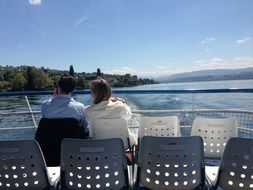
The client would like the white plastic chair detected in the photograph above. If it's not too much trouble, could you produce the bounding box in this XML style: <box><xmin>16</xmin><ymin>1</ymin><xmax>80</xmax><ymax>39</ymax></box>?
<box><xmin>89</xmin><ymin>118</ymin><xmax>136</xmax><ymax>187</ymax></box>
<box><xmin>0</xmin><ymin>140</ymin><xmax>58</xmax><ymax>189</ymax></box>
<box><xmin>138</xmin><ymin>116</ymin><xmax>180</xmax><ymax>139</ymax></box>
<box><xmin>61</xmin><ymin>138</ymin><xmax>129</xmax><ymax>190</ymax></box>
<box><xmin>190</xmin><ymin>117</ymin><xmax>238</xmax><ymax>187</ymax></box>
<box><xmin>90</xmin><ymin>118</ymin><xmax>132</xmax><ymax>150</ymax></box>
<box><xmin>134</xmin><ymin>136</ymin><xmax>207</xmax><ymax>190</ymax></box>
<box><xmin>190</xmin><ymin>117</ymin><xmax>238</xmax><ymax>159</ymax></box>
<box><xmin>215</xmin><ymin>137</ymin><xmax>253</xmax><ymax>190</ymax></box>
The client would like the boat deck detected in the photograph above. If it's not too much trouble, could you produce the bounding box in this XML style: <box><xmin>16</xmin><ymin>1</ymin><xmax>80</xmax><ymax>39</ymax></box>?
<box><xmin>0</xmin><ymin>89</ymin><xmax>253</xmax><ymax>189</ymax></box>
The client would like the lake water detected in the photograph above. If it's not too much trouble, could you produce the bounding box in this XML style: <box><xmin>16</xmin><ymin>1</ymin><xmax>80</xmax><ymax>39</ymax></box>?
<box><xmin>0</xmin><ymin>79</ymin><xmax>253</xmax><ymax>133</ymax></box>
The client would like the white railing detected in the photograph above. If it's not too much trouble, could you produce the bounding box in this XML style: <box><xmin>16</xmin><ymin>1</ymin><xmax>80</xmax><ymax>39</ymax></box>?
<box><xmin>1</xmin><ymin>89</ymin><xmax>253</xmax><ymax>139</ymax></box>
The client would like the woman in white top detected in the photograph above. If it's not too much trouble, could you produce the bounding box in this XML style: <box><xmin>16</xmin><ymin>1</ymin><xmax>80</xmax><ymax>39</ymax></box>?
<box><xmin>86</xmin><ymin>78</ymin><xmax>137</xmax><ymax>146</ymax></box>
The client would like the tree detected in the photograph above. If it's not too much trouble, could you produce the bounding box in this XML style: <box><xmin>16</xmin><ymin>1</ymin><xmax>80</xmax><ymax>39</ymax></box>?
<box><xmin>0</xmin><ymin>81</ymin><xmax>11</xmax><ymax>92</ymax></box>
<box><xmin>3</xmin><ymin>69</ymin><xmax>15</xmax><ymax>81</ymax></box>
<box><xmin>76</xmin><ymin>77</ymin><xmax>87</xmax><ymax>89</ymax></box>
<box><xmin>12</xmin><ymin>73</ymin><xmax>27</xmax><ymax>91</ymax></box>
<box><xmin>0</xmin><ymin>70</ymin><xmax>4</xmax><ymax>81</ymax></box>
<box><xmin>69</xmin><ymin>65</ymin><xmax>74</xmax><ymax>76</ymax></box>
<box><xmin>97</xmin><ymin>68</ymin><xmax>101</xmax><ymax>76</ymax></box>
<box><xmin>26</xmin><ymin>66</ymin><xmax>35</xmax><ymax>90</ymax></box>
<box><xmin>31</xmin><ymin>68</ymin><xmax>49</xmax><ymax>90</ymax></box>
<box><xmin>25</xmin><ymin>67</ymin><xmax>49</xmax><ymax>90</ymax></box>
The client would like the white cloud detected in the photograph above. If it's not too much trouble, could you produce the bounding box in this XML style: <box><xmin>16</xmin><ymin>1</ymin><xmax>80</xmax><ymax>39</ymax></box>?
<box><xmin>198</xmin><ymin>58</ymin><xmax>226</xmax><ymax>69</ymax></box>
<box><xmin>195</xmin><ymin>57</ymin><xmax>253</xmax><ymax>70</ymax></box>
<box><xmin>232</xmin><ymin>57</ymin><xmax>253</xmax><ymax>67</ymax></box>
<box><xmin>105</xmin><ymin>66</ymin><xmax>182</xmax><ymax>78</ymax></box>
<box><xmin>195</xmin><ymin>60</ymin><xmax>206</xmax><ymax>64</ymax></box>
<box><xmin>201</xmin><ymin>37</ymin><xmax>217</xmax><ymax>44</ymax></box>
<box><xmin>105</xmin><ymin>67</ymin><xmax>137</xmax><ymax>76</ymax></box>
<box><xmin>104</xmin><ymin>57</ymin><xmax>253</xmax><ymax>78</ymax></box>
<box><xmin>73</xmin><ymin>4</ymin><xmax>95</xmax><ymax>28</ymax></box>
<box><xmin>156</xmin><ymin>66</ymin><xmax>168</xmax><ymax>70</ymax></box>
<box><xmin>236</xmin><ymin>37</ymin><xmax>252</xmax><ymax>44</ymax></box>
<box><xmin>28</xmin><ymin>0</ymin><xmax>42</xmax><ymax>6</ymax></box>
<box><xmin>73</xmin><ymin>16</ymin><xmax>90</xmax><ymax>28</ymax></box>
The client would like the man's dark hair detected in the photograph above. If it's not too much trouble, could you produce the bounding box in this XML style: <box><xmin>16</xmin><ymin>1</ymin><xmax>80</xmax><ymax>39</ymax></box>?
<box><xmin>58</xmin><ymin>75</ymin><xmax>76</xmax><ymax>94</ymax></box>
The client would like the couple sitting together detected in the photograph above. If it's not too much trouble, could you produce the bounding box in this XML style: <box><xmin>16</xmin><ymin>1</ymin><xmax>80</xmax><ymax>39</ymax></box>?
<box><xmin>39</xmin><ymin>75</ymin><xmax>136</xmax><ymax>165</ymax></box>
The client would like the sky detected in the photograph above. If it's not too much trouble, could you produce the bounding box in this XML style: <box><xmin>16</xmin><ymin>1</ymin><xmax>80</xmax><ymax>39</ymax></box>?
<box><xmin>0</xmin><ymin>0</ymin><xmax>253</xmax><ymax>77</ymax></box>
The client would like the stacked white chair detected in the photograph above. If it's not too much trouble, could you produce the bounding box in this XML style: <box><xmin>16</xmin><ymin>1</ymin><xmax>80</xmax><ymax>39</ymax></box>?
<box><xmin>89</xmin><ymin>118</ymin><xmax>136</xmax><ymax>186</ymax></box>
<box><xmin>90</xmin><ymin>118</ymin><xmax>132</xmax><ymax>150</ymax></box>
<box><xmin>190</xmin><ymin>117</ymin><xmax>238</xmax><ymax>159</ymax></box>
<box><xmin>190</xmin><ymin>117</ymin><xmax>238</xmax><ymax>186</ymax></box>
<box><xmin>138</xmin><ymin>116</ymin><xmax>180</xmax><ymax>139</ymax></box>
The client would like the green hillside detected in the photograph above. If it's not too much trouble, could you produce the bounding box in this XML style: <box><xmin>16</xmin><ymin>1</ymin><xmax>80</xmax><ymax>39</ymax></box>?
<box><xmin>0</xmin><ymin>65</ymin><xmax>158</xmax><ymax>92</ymax></box>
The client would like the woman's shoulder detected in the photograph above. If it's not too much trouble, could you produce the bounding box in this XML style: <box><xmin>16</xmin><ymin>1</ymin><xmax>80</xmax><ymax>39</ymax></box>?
<box><xmin>86</xmin><ymin>100</ymin><xmax>130</xmax><ymax>112</ymax></box>
<box><xmin>108</xmin><ymin>99</ymin><xmax>129</xmax><ymax>108</ymax></box>
<box><xmin>108</xmin><ymin>100</ymin><xmax>132</xmax><ymax>116</ymax></box>
<box><xmin>86</xmin><ymin>101</ymin><xmax>108</xmax><ymax>112</ymax></box>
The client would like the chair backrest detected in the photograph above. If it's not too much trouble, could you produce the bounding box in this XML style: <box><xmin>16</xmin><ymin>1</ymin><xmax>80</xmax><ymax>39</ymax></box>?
<box><xmin>138</xmin><ymin>116</ymin><xmax>180</xmax><ymax>139</ymax></box>
<box><xmin>136</xmin><ymin>136</ymin><xmax>205</xmax><ymax>190</ymax></box>
<box><xmin>216</xmin><ymin>137</ymin><xmax>253</xmax><ymax>190</ymax></box>
<box><xmin>190</xmin><ymin>117</ymin><xmax>238</xmax><ymax>159</ymax></box>
<box><xmin>35</xmin><ymin>118</ymin><xmax>87</xmax><ymax>166</ymax></box>
<box><xmin>90</xmin><ymin>118</ymin><xmax>130</xmax><ymax>149</ymax></box>
<box><xmin>60</xmin><ymin>138</ymin><xmax>128</xmax><ymax>190</ymax></box>
<box><xmin>0</xmin><ymin>140</ymin><xmax>52</xmax><ymax>190</ymax></box>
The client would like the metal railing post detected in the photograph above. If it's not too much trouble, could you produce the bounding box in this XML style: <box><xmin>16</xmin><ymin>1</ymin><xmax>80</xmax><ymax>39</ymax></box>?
<box><xmin>25</xmin><ymin>96</ymin><xmax>37</xmax><ymax>128</ymax></box>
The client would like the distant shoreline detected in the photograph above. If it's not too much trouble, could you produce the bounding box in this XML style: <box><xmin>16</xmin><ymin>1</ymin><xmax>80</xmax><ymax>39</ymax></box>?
<box><xmin>159</xmin><ymin>76</ymin><xmax>253</xmax><ymax>84</ymax></box>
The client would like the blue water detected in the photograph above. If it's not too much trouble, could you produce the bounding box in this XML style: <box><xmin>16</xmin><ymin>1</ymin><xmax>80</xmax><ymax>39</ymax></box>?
<box><xmin>0</xmin><ymin>79</ymin><xmax>253</xmax><ymax>135</ymax></box>
<box><xmin>114</xmin><ymin>79</ymin><xmax>253</xmax><ymax>110</ymax></box>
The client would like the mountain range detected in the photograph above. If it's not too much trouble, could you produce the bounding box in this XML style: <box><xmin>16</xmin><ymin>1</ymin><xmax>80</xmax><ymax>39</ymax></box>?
<box><xmin>157</xmin><ymin>67</ymin><xmax>253</xmax><ymax>83</ymax></box>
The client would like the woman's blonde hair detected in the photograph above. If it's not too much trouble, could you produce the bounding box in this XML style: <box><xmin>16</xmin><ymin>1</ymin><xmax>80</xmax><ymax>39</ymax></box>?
<box><xmin>89</xmin><ymin>79</ymin><xmax>112</xmax><ymax>104</ymax></box>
